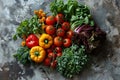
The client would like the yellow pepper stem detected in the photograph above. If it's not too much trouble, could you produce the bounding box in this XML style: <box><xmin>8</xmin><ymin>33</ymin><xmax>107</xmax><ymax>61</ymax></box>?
<box><xmin>34</xmin><ymin>51</ymin><xmax>39</xmax><ymax>56</ymax></box>
<box><xmin>44</xmin><ymin>39</ymin><xmax>48</xmax><ymax>44</ymax></box>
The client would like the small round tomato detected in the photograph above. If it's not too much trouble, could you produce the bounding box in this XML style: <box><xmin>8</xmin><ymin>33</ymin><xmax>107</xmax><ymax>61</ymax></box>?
<box><xmin>56</xmin><ymin>52</ymin><xmax>62</xmax><ymax>57</ymax></box>
<box><xmin>50</xmin><ymin>60</ymin><xmax>57</xmax><ymax>69</ymax></box>
<box><xmin>54</xmin><ymin>36</ymin><xmax>63</xmax><ymax>47</ymax></box>
<box><xmin>44</xmin><ymin>58</ymin><xmax>51</xmax><ymax>66</ymax></box>
<box><xmin>55</xmin><ymin>14</ymin><xmax>64</xmax><ymax>24</ymax></box>
<box><xmin>46</xmin><ymin>48</ymin><xmax>53</xmax><ymax>53</ymax></box>
<box><xmin>55</xmin><ymin>47</ymin><xmax>62</xmax><ymax>53</ymax></box>
<box><xmin>63</xmin><ymin>38</ymin><xmax>71</xmax><ymax>47</ymax></box>
<box><xmin>62</xmin><ymin>22</ymin><xmax>70</xmax><ymax>31</ymax></box>
<box><xmin>45</xmin><ymin>25</ymin><xmax>56</xmax><ymax>35</ymax></box>
<box><xmin>66</xmin><ymin>30</ymin><xmax>74</xmax><ymax>39</ymax></box>
<box><xmin>48</xmin><ymin>52</ymin><xmax>56</xmax><ymax>59</ymax></box>
<box><xmin>56</xmin><ymin>28</ymin><xmax>65</xmax><ymax>37</ymax></box>
<box><xmin>46</xmin><ymin>16</ymin><xmax>56</xmax><ymax>25</ymax></box>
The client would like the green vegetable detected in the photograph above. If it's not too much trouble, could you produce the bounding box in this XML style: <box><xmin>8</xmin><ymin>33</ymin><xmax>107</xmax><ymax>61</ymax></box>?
<box><xmin>13</xmin><ymin>46</ymin><xmax>31</xmax><ymax>65</ymax></box>
<box><xmin>50</xmin><ymin>0</ymin><xmax>95</xmax><ymax>30</ymax></box>
<box><xmin>13</xmin><ymin>15</ymin><xmax>43</xmax><ymax>40</ymax></box>
<box><xmin>57</xmin><ymin>44</ymin><xmax>88</xmax><ymax>78</ymax></box>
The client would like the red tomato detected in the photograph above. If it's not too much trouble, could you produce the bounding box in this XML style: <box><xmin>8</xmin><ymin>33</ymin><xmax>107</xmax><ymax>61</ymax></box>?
<box><xmin>55</xmin><ymin>14</ymin><xmax>64</xmax><ymax>24</ymax></box>
<box><xmin>57</xmin><ymin>52</ymin><xmax>62</xmax><ymax>57</ymax></box>
<box><xmin>55</xmin><ymin>47</ymin><xmax>62</xmax><ymax>53</ymax></box>
<box><xmin>46</xmin><ymin>45</ymin><xmax>55</xmax><ymax>53</ymax></box>
<box><xmin>63</xmin><ymin>38</ymin><xmax>71</xmax><ymax>47</ymax></box>
<box><xmin>50</xmin><ymin>60</ymin><xmax>57</xmax><ymax>69</ymax></box>
<box><xmin>26</xmin><ymin>34</ymin><xmax>39</xmax><ymax>48</ymax></box>
<box><xmin>46</xmin><ymin>16</ymin><xmax>56</xmax><ymax>25</ymax></box>
<box><xmin>54</xmin><ymin>36</ymin><xmax>63</xmax><ymax>47</ymax></box>
<box><xmin>66</xmin><ymin>30</ymin><xmax>74</xmax><ymax>39</ymax></box>
<box><xmin>48</xmin><ymin>52</ymin><xmax>56</xmax><ymax>59</ymax></box>
<box><xmin>46</xmin><ymin>48</ymin><xmax>53</xmax><ymax>53</ymax></box>
<box><xmin>56</xmin><ymin>28</ymin><xmax>65</xmax><ymax>37</ymax></box>
<box><xmin>44</xmin><ymin>58</ymin><xmax>51</xmax><ymax>66</ymax></box>
<box><xmin>45</xmin><ymin>25</ymin><xmax>56</xmax><ymax>35</ymax></box>
<box><xmin>62</xmin><ymin>22</ymin><xmax>70</xmax><ymax>31</ymax></box>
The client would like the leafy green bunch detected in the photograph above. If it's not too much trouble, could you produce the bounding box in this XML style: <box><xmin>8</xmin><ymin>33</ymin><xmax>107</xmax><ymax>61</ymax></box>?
<box><xmin>13</xmin><ymin>15</ymin><xmax>43</xmax><ymax>40</ymax></box>
<box><xmin>50</xmin><ymin>0</ymin><xmax>94</xmax><ymax>30</ymax></box>
<box><xmin>57</xmin><ymin>44</ymin><xmax>88</xmax><ymax>78</ymax></box>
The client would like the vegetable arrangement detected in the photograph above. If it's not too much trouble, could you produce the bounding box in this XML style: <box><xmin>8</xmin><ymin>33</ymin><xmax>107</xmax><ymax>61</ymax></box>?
<box><xmin>13</xmin><ymin>0</ymin><xmax>106</xmax><ymax>78</ymax></box>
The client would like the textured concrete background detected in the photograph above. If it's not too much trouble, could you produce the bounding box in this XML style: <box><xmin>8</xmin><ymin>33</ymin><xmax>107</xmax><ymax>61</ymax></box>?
<box><xmin>0</xmin><ymin>0</ymin><xmax>120</xmax><ymax>80</ymax></box>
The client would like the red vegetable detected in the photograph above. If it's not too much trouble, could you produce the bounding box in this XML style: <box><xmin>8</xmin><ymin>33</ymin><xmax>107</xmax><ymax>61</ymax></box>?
<box><xmin>55</xmin><ymin>13</ymin><xmax>64</xmax><ymax>24</ymax></box>
<box><xmin>44</xmin><ymin>58</ymin><xmax>51</xmax><ymax>66</ymax></box>
<box><xmin>62</xmin><ymin>22</ymin><xmax>70</xmax><ymax>31</ymax></box>
<box><xmin>54</xmin><ymin>36</ymin><xmax>63</xmax><ymax>47</ymax></box>
<box><xmin>50</xmin><ymin>60</ymin><xmax>57</xmax><ymax>68</ymax></box>
<box><xmin>45</xmin><ymin>25</ymin><xmax>56</xmax><ymax>35</ymax></box>
<box><xmin>66</xmin><ymin>30</ymin><xmax>74</xmax><ymax>39</ymax></box>
<box><xmin>26</xmin><ymin>34</ymin><xmax>39</xmax><ymax>48</ymax></box>
<box><xmin>56</xmin><ymin>52</ymin><xmax>62</xmax><ymax>57</ymax></box>
<box><xmin>63</xmin><ymin>38</ymin><xmax>71</xmax><ymax>47</ymax></box>
<box><xmin>46</xmin><ymin>16</ymin><xmax>56</xmax><ymax>25</ymax></box>
<box><xmin>48</xmin><ymin>52</ymin><xmax>56</xmax><ymax>59</ymax></box>
<box><xmin>56</xmin><ymin>28</ymin><xmax>65</xmax><ymax>37</ymax></box>
<box><xmin>55</xmin><ymin>47</ymin><xmax>62</xmax><ymax>53</ymax></box>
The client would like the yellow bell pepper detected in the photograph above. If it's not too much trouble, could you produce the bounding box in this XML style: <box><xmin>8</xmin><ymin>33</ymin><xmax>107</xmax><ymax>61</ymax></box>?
<box><xmin>39</xmin><ymin>34</ymin><xmax>53</xmax><ymax>49</ymax></box>
<box><xmin>30</xmin><ymin>46</ymin><xmax>46</xmax><ymax>63</ymax></box>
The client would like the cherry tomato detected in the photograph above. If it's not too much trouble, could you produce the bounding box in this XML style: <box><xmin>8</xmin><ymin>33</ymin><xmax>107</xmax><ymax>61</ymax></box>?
<box><xmin>46</xmin><ymin>16</ymin><xmax>56</xmax><ymax>25</ymax></box>
<box><xmin>54</xmin><ymin>36</ymin><xmax>63</xmax><ymax>47</ymax></box>
<box><xmin>50</xmin><ymin>60</ymin><xmax>57</xmax><ymax>69</ymax></box>
<box><xmin>46</xmin><ymin>48</ymin><xmax>53</xmax><ymax>53</ymax></box>
<box><xmin>44</xmin><ymin>58</ymin><xmax>51</xmax><ymax>66</ymax></box>
<box><xmin>66</xmin><ymin>30</ymin><xmax>74</xmax><ymax>39</ymax></box>
<box><xmin>56</xmin><ymin>52</ymin><xmax>62</xmax><ymax>57</ymax></box>
<box><xmin>56</xmin><ymin>28</ymin><xmax>65</xmax><ymax>37</ymax></box>
<box><xmin>48</xmin><ymin>52</ymin><xmax>56</xmax><ymax>59</ymax></box>
<box><xmin>45</xmin><ymin>25</ymin><xmax>56</xmax><ymax>35</ymax></box>
<box><xmin>63</xmin><ymin>38</ymin><xmax>71</xmax><ymax>47</ymax></box>
<box><xmin>55</xmin><ymin>47</ymin><xmax>62</xmax><ymax>53</ymax></box>
<box><xmin>62</xmin><ymin>22</ymin><xmax>70</xmax><ymax>31</ymax></box>
<box><xmin>55</xmin><ymin>14</ymin><xmax>64</xmax><ymax>24</ymax></box>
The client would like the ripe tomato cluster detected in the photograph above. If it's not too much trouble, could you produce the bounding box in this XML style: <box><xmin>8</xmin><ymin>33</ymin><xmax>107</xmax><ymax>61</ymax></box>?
<box><xmin>43</xmin><ymin>13</ymin><xmax>74</xmax><ymax>68</ymax></box>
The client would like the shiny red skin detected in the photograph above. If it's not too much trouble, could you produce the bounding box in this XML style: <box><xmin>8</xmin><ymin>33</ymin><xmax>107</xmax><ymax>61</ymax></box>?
<box><xmin>62</xmin><ymin>22</ymin><xmax>70</xmax><ymax>31</ymax></box>
<box><xmin>26</xmin><ymin>34</ymin><xmax>39</xmax><ymax>48</ymax></box>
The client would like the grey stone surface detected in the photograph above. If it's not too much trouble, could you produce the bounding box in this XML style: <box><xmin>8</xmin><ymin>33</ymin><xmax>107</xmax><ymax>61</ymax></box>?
<box><xmin>0</xmin><ymin>0</ymin><xmax>120</xmax><ymax>80</ymax></box>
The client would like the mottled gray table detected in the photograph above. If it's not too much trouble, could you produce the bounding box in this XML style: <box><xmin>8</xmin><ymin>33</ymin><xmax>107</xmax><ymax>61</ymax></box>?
<box><xmin>0</xmin><ymin>0</ymin><xmax>120</xmax><ymax>80</ymax></box>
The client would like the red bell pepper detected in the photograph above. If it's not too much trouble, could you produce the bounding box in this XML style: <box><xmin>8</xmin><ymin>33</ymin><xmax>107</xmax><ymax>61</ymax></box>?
<box><xmin>26</xmin><ymin>34</ymin><xmax>39</xmax><ymax>48</ymax></box>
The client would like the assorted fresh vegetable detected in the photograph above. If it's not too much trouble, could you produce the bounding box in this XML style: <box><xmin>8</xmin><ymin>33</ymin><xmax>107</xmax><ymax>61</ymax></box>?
<box><xmin>13</xmin><ymin>0</ymin><xmax>106</xmax><ymax>78</ymax></box>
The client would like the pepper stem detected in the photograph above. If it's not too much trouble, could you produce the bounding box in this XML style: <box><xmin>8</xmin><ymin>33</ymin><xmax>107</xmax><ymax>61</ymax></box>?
<box><xmin>44</xmin><ymin>39</ymin><xmax>48</xmax><ymax>44</ymax></box>
<box><xmin>34</xmin><ymin>51</ymin><xmax>39</xmax><ymax>56</ymax></box>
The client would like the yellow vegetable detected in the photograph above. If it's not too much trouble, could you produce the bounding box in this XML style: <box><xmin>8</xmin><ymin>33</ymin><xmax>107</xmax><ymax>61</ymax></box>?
<box><xmin>21</xmin><ymin>41</ymin><xmax>26</xmax><ymax>46</ymax></box>
<box><xmin>39</xmin><ymin>34</ymin><xmax>53</xmax><ymax>49</ymax></box>
<box><xmin>30</xmin><ymin>46</ymin><xmax>46</xmax><ymax>63</ymax></box>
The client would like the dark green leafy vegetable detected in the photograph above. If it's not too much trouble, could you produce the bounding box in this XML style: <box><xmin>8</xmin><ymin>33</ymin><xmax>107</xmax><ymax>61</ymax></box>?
<box><xmin>57</xmin><ymin>44</ymin><xmax>88</xmax><ymax>78</ymax></box>
<box><xmin>13</xmin><ymin>15</ymin><xmax>43</xmax><ymax>40</ymax></box>
<box><xmin>13</xmin><ymin>46</ymin><xmax>31</xmax><ymax>65</ymax></box>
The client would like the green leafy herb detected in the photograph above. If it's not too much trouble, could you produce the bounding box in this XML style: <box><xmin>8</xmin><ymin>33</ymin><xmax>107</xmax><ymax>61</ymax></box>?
<box><xmin>57</xmin><ymin>44</ymin><xmax>88</xmax><ymax>78</ymax></box>
<box><xmin>50</xmin><ymin>0</ymin><xmax>95</xmax><ymax>30</ymax></box>
<box><xmin>13</xmin><ymin>46</ymin><xmax>31</xmax><ymax>65</ymax></box>
<box><xmin>13</xmin><ymin>15</ymin><xmax>43</xmax><ymax>40</ymax></box>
